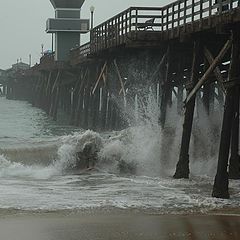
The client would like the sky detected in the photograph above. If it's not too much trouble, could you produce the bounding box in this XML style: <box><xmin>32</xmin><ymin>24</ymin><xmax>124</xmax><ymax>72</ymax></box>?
<box><xmin>0</xmin><ymin>0</ymin><xmax>172</xmax><ymax>69</ymax></box>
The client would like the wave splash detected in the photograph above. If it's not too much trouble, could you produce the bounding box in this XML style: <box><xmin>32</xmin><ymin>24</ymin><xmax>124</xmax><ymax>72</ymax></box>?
<box><xmin>0</xmin><ymin>90</ymin><xmax>220</xmax><ymax>180</ymax></box>
<box><xmin>0</xmin><ymin>131</ymin><xmax>103</xmax><ymax>179</ymax></box>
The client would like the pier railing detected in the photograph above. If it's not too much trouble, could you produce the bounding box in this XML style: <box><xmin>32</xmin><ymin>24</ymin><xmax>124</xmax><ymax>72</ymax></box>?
<box><xmin>90</xmin><ymin>7</ymin><xmax>162</xmax><ymax>53</ymax></box>
<box><xmin>70</xmin><ymin>0</ymin><xmax>239</xmax><ymax>64</ymax></box>
<box><xmin>161</xmin><ymin>0</ymin><xmax>239</xmax><ymax>30</ymax></box>
<box><xmin>39</xmin><ymin>53</ymin><xmax>55</xmax><ymax>69</ymax></box>
<box><xmin>70</xmin><ymin>42</ymin><xmax>91</xmax><ymax>65</ymax></box>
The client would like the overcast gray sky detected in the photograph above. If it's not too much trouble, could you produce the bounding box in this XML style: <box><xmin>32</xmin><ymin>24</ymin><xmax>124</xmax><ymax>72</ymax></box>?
<box><xmin>0</xmin><ymin>0</ymin><xmax>172</xmax><ymax>69</ymax></box>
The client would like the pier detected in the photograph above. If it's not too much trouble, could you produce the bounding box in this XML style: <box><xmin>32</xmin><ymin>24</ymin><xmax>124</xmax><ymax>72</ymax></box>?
<box><xmin>0</xmin><ymin>69</ymin><xmax>6</xmax><ymax>96</ymax></box>
<box><xmin>5</xmin><ymin>0</ymin><xmax>240</xmax><ymax>199</ymax></box>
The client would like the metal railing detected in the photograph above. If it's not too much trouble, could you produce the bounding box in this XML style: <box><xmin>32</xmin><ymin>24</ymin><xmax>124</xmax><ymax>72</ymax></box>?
<box><xmin>71</xmin><ymin>0</ymin><xmax>239</xmax><ymax>64</ymax></box>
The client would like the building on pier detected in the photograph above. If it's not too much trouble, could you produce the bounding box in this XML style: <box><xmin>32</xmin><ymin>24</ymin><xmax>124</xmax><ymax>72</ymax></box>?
<box><xmin>46</xmin><ymin>0</ymin><xmax>89</xmax><ymax>61</ymax></box>
<box><xmin>12</xmin><ymin>62</ymin><xmax>30</xmax><ymax>71</ymax></box>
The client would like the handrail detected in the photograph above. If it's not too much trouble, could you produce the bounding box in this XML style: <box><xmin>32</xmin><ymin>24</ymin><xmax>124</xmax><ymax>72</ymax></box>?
<box><xmin>90</xmin><ymin>7</ymin><xmax>162</xmax><ymax>54</ymax></box>
<box><xmin>70</xmin><ymin>42</ymin><xmax>90</xmax><ymax>64</ymax></box>
<box><xmin>40</xmin><ymin>53</ymin><xmax>54</xmax><ymax>67</ymax></box>
<box><xmin>70</xmin><ymin>0</ymin><xmax>240</xmax><ymax>64</ymax></box>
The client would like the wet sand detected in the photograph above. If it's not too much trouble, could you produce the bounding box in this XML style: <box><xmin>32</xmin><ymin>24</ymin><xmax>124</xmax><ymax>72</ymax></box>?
<box><xmin>0</xmin><ymin>211</ymin><xmax>240</xmax><ymax>240</ymax></box>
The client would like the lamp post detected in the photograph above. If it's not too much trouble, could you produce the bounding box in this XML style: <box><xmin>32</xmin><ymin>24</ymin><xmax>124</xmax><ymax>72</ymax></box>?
<box><xmin>90</xmin><ymin>6</ymin><xmax>95</xmax><ymax>30</ymax></box>
<box><xmin>41</xmin><ymin>44</ymin><xmax>44</xmax><ymax>56</ymax></box>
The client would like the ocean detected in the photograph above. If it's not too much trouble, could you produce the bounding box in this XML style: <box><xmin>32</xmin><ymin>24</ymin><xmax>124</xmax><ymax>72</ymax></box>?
<box><xmin>0</xmin><ymin>96</ymin><xmax>239</xmax><ymax>214</ymax></box>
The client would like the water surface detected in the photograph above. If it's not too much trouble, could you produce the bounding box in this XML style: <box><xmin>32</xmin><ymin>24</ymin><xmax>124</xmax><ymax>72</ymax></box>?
<box><xmin>0</xmin><ymin>97</ymin><xmax>239</xmax><ymax>214</ymax></box>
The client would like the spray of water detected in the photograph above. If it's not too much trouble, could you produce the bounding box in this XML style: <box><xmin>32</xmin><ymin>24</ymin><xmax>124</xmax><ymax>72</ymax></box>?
<box><xmin>100</xmin><ymin>86</ymin><xmax>222</xmax><ymax>178</ymax></box>
<box><xmin>0</xmin><ymin>86</ymin><xmax>221</xmax><ymax>180</ymax></box>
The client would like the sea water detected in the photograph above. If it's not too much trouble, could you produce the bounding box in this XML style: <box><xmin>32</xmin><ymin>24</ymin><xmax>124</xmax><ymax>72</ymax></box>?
<box><xmin>0</xmin><ymin>96</ymin><xmax>239</xmax><ymax>213</ymax></box>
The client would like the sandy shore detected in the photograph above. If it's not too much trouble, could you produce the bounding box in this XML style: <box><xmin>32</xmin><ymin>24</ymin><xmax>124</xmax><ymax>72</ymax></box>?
<box><xmin>0</xmin><ymin>211</ymin><xmax>239</xmax><ymax>240</ymax></box>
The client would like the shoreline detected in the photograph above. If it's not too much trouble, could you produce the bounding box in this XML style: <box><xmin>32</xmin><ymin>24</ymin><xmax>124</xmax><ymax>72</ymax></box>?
<box><xmin>1</xmin><ymin>205</ymin><xmax>240</xmax><ymax>215</ymax></box>
<box><xmin>0</xmin><ymin>209</ymin><xmax>239</xmax><ymax>240</ymax></box>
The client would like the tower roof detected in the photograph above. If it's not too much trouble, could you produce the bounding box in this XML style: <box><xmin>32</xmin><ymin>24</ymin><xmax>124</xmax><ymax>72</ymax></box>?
<box><xmin>50</xmin><ymin>0</ymin><xmax>85</xmax><ymax>9</ymax></box>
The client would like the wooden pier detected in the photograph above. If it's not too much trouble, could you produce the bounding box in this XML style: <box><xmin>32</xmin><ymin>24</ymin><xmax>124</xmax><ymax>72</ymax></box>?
<box><xmin>5</xmin><ymin>0</ymin><xmax>240</xmax><ymax>198</ymax></box>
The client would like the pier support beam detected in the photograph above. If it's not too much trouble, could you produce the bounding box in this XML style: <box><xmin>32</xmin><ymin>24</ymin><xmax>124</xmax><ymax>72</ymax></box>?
<box><xmin>91</xmin><ymin>87</ymin><xmax>100</xmax><ymax>130</ymax></box>
<box><xmin>83</xmin><ymin>86</ymin><xmax>90</xmax><ymax>129</ymax></box>
<box><xmin>45</xmin><ymin>71</ymin><xmax>53</xmax><ymax>114</ymax></box>
<box><xmin>160</xmin><ymin>47</ymin><xmax>172</xmax><ymax>128</ymax></box>
<box><xmin>101</xmin><ymin>87</ymin><xmax>108</xmax><ymax>130</ymax></box>
<box><xmin>212</xmin><ymin>88</ymin><xmax>234</xmax><ymax>198</ymax></box>
<box><xmin>49</xmin><ymin>71</ymin><xmax>61</xmax><ymax>121</ymax></box>
<box><xmin>173</xmin><ymin>40</ymin><xmax>201</xmax><ymax>179</ymax></box>
<box><xmin>75</xmin><ymin>69</ymin><xmax>88</xmax><ymax>126</ymax></box>
<box><xmin>70</xmin><ymin>74</ymin><xmax>80</xmax><ymax>125</ymax></box>
<box><xmin>176</xmin><ymin>59</ymin><xmax>185</xmax><ymax>116</ymax></box>
<box><xmin>229</xmin><ymin>86</ymin><xmax>240</xmax><ymax>179</ymax></box>
<box><xmin>3</xmin><ymin>85</ymin><xmax>6</xmax><ymax>95</ymax></box>
<box><xmin>177</xmin><ymin>85</ymin><xmax>184</xmax><ymax>115</ymax></box>
<box><xmin>212</xmin><ymin>31</ymin><xmax>240</xmax><ymax>198</ymax></box>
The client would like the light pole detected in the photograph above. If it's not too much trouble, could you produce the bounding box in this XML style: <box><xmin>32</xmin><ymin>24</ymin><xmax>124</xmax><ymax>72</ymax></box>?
<box><xmin>41</xmin><ymin>44</ymin><xmax>44</xmax><ymax>56</ymax></box>
<box><xmin>90</xmin><ymin>6</ymin><xmax>95</xmax><ymax>30</ymax></box>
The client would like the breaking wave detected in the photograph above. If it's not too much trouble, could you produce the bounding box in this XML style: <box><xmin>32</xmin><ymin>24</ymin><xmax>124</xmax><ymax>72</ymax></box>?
<box><xmin>0</xmin><ymin>91</ymin><xmax>222</xmax><ymax>180</ymax></box>
<box><xmin>0</xmin><ymin>95</ymin><xmax>239</xmax><ymax>213</ymax></box>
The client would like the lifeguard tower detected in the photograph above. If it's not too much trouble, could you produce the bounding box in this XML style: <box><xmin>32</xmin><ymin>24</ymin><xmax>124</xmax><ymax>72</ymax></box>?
<box><xmin>46</xmin><ymin>0</ymin><xmax>89</xmax><ymax>61</ymax></box>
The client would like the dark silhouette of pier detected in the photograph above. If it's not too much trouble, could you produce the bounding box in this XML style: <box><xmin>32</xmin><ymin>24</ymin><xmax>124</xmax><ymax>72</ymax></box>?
<box><xmin>5</xmin><ymin>0</ymin><xmax>240</xmax><ymax>199</ymax></box>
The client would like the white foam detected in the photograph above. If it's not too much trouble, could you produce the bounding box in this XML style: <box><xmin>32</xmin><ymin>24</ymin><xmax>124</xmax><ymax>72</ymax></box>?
<box><xmin>0</xmin><ymin>90</ymin><xmax>238</xmax><ymax>212</ymax></box>
<box><xmin>0</xmin><ymin>154</ymin><xmax>55</xmax><ymax>179</ymax></box>
<box><xmin>0</xmin><ymin>130</ymin><xmax>104</xmax><ymax>179</ymax></box>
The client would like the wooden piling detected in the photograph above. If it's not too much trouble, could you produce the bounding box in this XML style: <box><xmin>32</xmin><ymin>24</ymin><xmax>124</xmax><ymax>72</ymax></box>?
<box><xmin>173</xmin><ymin>40</ymin><xmax>201</xmax><ymax>179</ymax></box>
<box><xmin>160</xmin><ymin>47</ymin><xmax>171</xmax><ymax>128</ymax></box>
<box><xmin>212</xmin><ymin>31</ymin><xmax>240</xmax><ymax>199</ymax></box>
<box><xmin>101</xmin><ymin>86</ymin><xmax>108</xmax><ymax>130</ymax></box>
<box><xmin>176</xmin><ymin>58</ymin><xmax>185</xmax><ymax>116</ymax></box>
<box><xmin>160</xmin><ymin>47</ymin><xmax>172</xmax><ymax>128</ymax></box>
<box><xmin>3</xmin><ymin>85</ymin><xmax>6</xmax><ymax>95</ymax></box>
<box><xmin>83</xmin><ymin>71</ymin><xmax>92</xmax><ymax>129</ymax></box>
<box><xmin>75</xmin><ymin>68</ymin><xmax>88</xmax><ymax>126</ymax></box>
<box><xmin>212</xmin><ymin>89</ymin><xmax>234</xmax><ymax>198</ymax></box>
<box><xmin>229</xmin><ymin>86</ymin><xmax>240</xmax><ymax>179</ymax></box>
<box><xmin>70</xmin><ymin>76</ymin><xmax>80</xmax><ymax>125</ymax></box>
<box><xmin>92</xmin><ymin>87</ymin><xmax>100</xmax><ymax>130</ymax></box>
<box><xmin>49</xmin><ymin>71</ymin><xmax>61</xmax><ymax>120</ymax></box>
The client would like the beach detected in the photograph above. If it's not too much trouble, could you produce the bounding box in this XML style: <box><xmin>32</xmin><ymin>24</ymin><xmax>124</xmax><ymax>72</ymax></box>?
<box><xmin>0</xmin><ymin>211</ymin><xmax>239</xmax><ymax>240</ymax></box>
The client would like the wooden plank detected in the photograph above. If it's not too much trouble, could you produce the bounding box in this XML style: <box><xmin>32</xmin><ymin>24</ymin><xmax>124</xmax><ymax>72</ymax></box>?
<box><xmin>102</xmin><ymin>72</ymin><xmax>107</xmax><ymax>85</ymax></box>
<box><xmin>185</xmin><ymin>39</ymin><xmax>232</xmax><ymax>104</ymax></box>
<box><xmin>178</xmin><ymin>0</ymin><xmax>181</xmax><ymax>27</ymax></box>
<box><xmin>45</xmin><ymin>71</ymin><xmax>52</xmax><ymax>95</ymax></box>
<box><xmin>113</xmin><ymin>59</ymin><xmax>126</xmax><ymax>97</ymax></box>
<box><xmin>173</xmin><ymin>87</ymin><xmax>178</xmax><ymax>97</ymax></box>
<box><xmin>131</xmin><ymin>15</ymin><xmax>162</xmax><ymax>19</ymax></box>
<box><xmin>150</xmin><ymin>52</ymin><xmax>168</xmax><ymax>82</ymax></box>
<box><xmin>78</xmin><ymin>68</ymin><xmax>89</xmax><ymax>95</ymax></box>
<box><xmin>172</xmin><ymin>3</ymin><xmax>175</xmax><ymax>29</ymax></box>
<box><xmin>204</xmin><ymin>46</ymin><xmax>226</xmax><ymax>93</ymax></box>
<box><xmin>92</xmin><ymin>61</ymin><xmax>107</xmax><ymax>95</ymax></box>
<box><xmin>200</xmin><ymin>0</ymin><xmax>203</xmax><ymax>20</ymax></box>
<box><xmin>183</xmin><ymin>0</ymin><xmax>187</xmax><ymax>31</ymax></box>
<box><xmin>51</xmin><ymin>71</ymin><xmax>61</xmax><ymax>94</ymax></box>
<box><xmin>135</xmin><ymin>9</ymin><xmax>138</xmax><ymax>32</ymax></box>
<box><xmin>192</xmin><ymin>0</ymin><xmax>195</xmax><ymax>22</ymax></box>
